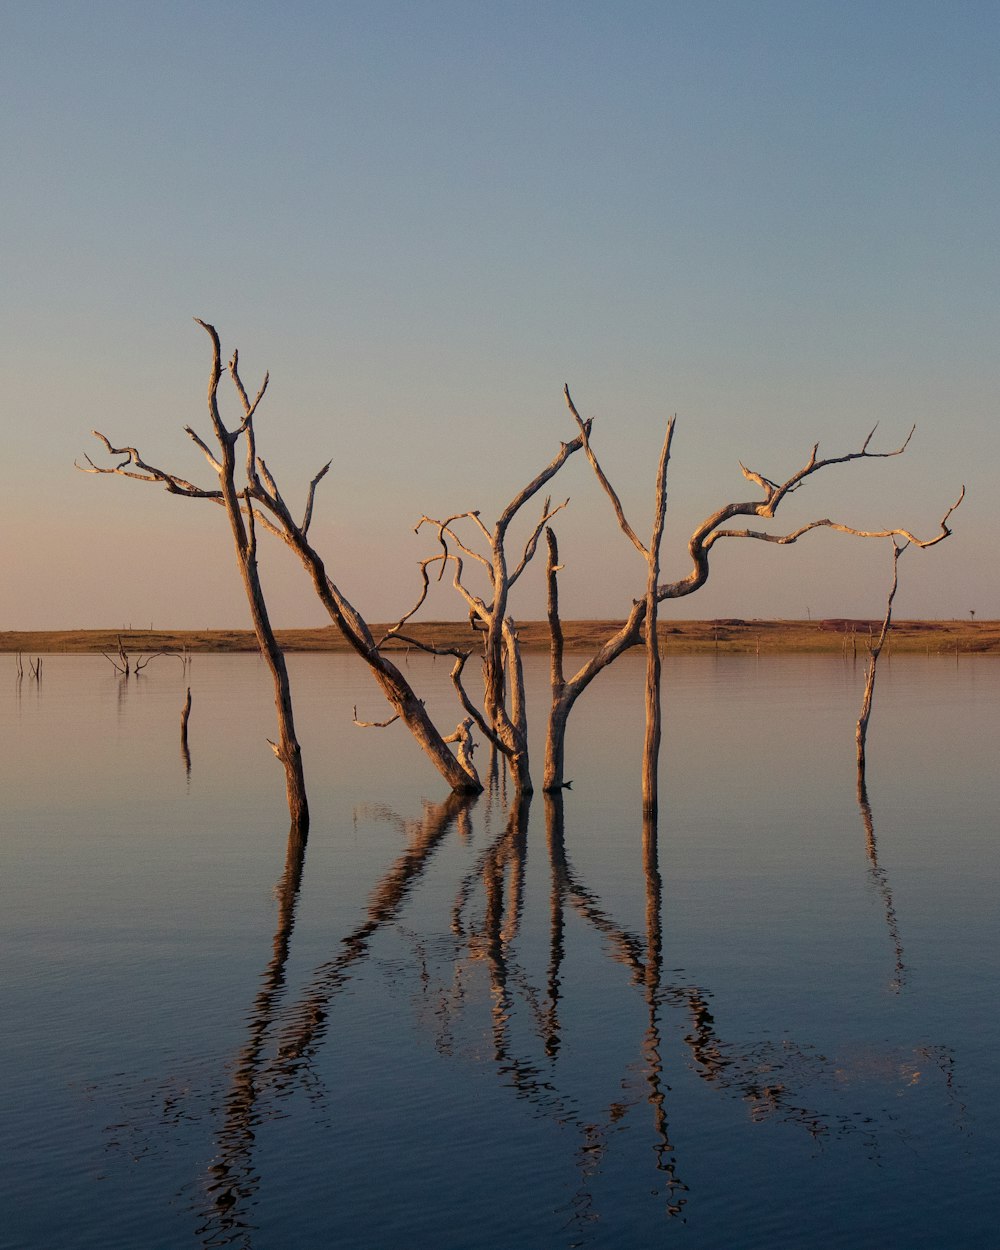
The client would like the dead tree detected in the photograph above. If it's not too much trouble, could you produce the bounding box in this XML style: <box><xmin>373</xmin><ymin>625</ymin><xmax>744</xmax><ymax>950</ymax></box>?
<box><xmin>392</xmin><ymin>429</ymin><xmax>591</xmax><ymax>795</ymax></box>
<box><xmin>553</xmin><ymin>388</ymin><xmax>676</xmax><ymax>811</ymax></box>
<box><xmin>80</xmin><ymin>323</ymin><xmax>310</xmax><ymax>833</ymax></box>
<box><xmin>856</xmin><ymin>540</ymin><xmax>906</xmax><ymax>775</ymax></box>
<box><xmin>543</xmin><ymin>391</ymin><xmax>963</xmax><ymax>793</ymax></box>
<box><xmin>80</xmin><ymin>320</ymin><xmax>481</xmax><ymax>798</ymax></box>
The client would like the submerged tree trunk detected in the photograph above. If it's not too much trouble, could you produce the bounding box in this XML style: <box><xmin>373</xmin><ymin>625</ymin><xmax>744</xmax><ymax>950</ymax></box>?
<box><xmin>546</xmin><ymin>386</ymin><xmax>960</xmax><ymax>799</ymax></box>
<box><xmin>856</xmin><ymin>540</ymin><xmax>905</xmax><ymax>777</ymax></box>
<box><xmin>641</xmin><ymin>422</ymin><xmax>674</xmax><ymax>815</ymax></box>
<box><xmin>197</xmin><ymin>323</ymin><xmax>309</xmax><ymax>834</ymax></box>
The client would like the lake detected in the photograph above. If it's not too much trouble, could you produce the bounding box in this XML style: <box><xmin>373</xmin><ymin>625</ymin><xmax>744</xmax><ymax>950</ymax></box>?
<box><xmin>3</xmin><ymin>649</ymin><xmax>998</xmax><ymax>1249</ymax></box>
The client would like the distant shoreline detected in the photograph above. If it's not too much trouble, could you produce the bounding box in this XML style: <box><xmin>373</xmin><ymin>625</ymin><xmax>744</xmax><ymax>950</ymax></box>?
<box><xmin>3</xmin><ymin>620</ymin><xmax>998</xmax><ymax>655</ymax></box>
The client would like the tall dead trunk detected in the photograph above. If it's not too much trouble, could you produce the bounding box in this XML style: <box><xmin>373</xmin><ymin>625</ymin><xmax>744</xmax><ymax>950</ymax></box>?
<box><xmin>81</xmin><ymin>322</ymin><xmax>481</xmax><ymax>797</ymax></box>
<box><xmin>642</xmin><ymin>422</ymin><xmax>674</xmax><ymax>815</ymax></box>
<box><xmin>856</xmin><ymin>540</ymin><xmax>905</xmax><ymax>777</ymax></box>
<box><xmin>196</xmin><ymin>322</ymin><xmax>309</xmax><ymax>834</ymax></box>
<box><xmin>542</xmin><ymin>542</ymin><xmax>646</xmax><ymax>790</ymax></box>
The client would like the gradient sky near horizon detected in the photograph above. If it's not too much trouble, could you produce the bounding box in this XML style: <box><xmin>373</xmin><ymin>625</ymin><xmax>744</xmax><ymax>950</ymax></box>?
<box><xmin>3</xmin><ymin>1</ymin><xmax>997</xmax><ymax>629</ymax></box>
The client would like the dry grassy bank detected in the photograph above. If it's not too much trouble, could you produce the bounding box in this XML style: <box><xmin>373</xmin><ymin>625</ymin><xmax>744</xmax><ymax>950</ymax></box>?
<box><xmin>3</xmin><ymin>619</ymin><xmax>998</xmax><ymax>656</ymax></box>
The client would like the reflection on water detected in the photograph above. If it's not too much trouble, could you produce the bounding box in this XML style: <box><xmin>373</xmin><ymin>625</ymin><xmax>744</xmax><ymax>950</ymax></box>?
<box><xmin>2</xmin><ymin>654</ymin><xmax>995</xmax><ymax>1249</ymax></box>
<box><xmin>188</xmin><ymin>789</ymin><xmax>956</xmax><ymax>1246</ymax></box>
<box><xmin>857</xmin><ymin>776</ymin><xmax>906</xmax><ymax>992</ymax></box>
<box><xmin>200</xmin><ymin>825</ymin><xmax>308</xmax><ymax>1242</ymax></box>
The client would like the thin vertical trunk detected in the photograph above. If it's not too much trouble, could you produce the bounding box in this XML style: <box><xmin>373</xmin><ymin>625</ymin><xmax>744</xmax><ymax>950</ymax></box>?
<box><xmin>642</xmin><ymin>420</ymin><xmax>674</xmax><ymax>815</ymax></box>
<box><xmin>198</xmin><ymin>321</ymin><xmax>309</xmax><ymax>834</ymax></box>
<box><xmin>856</xmin><ymin>541</ymin><xmax>904</xmax><ymax>778</ymax></box>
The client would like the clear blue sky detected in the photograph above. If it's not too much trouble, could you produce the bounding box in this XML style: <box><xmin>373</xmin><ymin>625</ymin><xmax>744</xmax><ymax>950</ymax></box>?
<box><xmin>3</xmin><ymin>1</ymin><xmax>996</xmax><ymax>628</ymax></box>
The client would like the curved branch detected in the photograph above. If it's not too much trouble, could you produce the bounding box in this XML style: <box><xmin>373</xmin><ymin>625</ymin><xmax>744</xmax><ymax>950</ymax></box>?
<box><xmin>414</xmin><ymin>514</ymin><xmax>494</xmax><ymax>580</ymax></box>
<box><xmin>496</xmin><ymin>417</ymin><xmax>591</xmax><ymax>543</ymax></box>
<box><xmin>353</xmin><ymin>705</ymin><xmax>401</xmax><ymax>728</ymax></box>
<box><xmin>78</xmin><ymin>432</ymin><xmax>220</xmax><ymax>499</ymax></box>
<box><xmin>658</xmin><ymin>441</ymin><xmax>963</xmax><ymax>602</ymax></box>
<box><xmin>301</xmin><ymin>462</ymin><xmax>332</xmax><ymax>535</ymax></box>
<box><xmin>194</xmin><ymin>319</ymin><xmax>234</xmax><ymax>447</ymax></box>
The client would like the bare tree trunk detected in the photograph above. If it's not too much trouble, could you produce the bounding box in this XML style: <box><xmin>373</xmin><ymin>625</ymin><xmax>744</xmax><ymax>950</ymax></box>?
<box><xmin>856</xmin><ymin>541</ymin><xmax>905</xmax><ymax>777</ymax></box>
<box><xmin>542</xmin><ymin>572</ymin><xmax>646</xmax><ymax>790</ymax></box>
<box><xmin>543</xmin><ymin>527</ymin><xmax>569</xmax><ymax>791</ymax></box>
<box><xmin>81</xmin><ymin>325</ymin><xmax>482</xmax><ymax>797</ymax></box>
<box><xmin>642</xmin><ymin>422</ymin><xmax>674</xmax><ymax>815</ymax></box>
<box><xmin>550</xmin><ymin>386</ymin><xmax>960</xmax><ymax>798</ymax></box>
<box><xmin>196</xmin><ymin>323</ymin><xmax>309</xmax><ymax>834</ymax></box>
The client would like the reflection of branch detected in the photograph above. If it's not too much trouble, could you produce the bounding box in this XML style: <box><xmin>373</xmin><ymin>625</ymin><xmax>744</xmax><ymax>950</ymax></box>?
<box><xmin>184</xmin><ymin>791</ymin><xmax>961</xmax><ymax>1239</ymax></box>
<box><xmin>180</xmin><ymin>687</ymin><xmax>192</xmax><ymax>776</ymax></box>
<box><xmin>544</xmin><ymin>796</ymin><xmax>567</xmax><ymax>1058</ymax></box>
<box><xmin>468</xmin><ymin>795</ymin><xmax>532</xmax><ymax>1060</ymax></box>
<box><xmin>271</xmin><ymin>794</ymin><xmax>475</xmax><ymax>1080</ymax></box>
<box><xmin>857</xmin><ymin>776</ymin><xmax>906</xmax><ymax>993</ymax></box>
<box><xmin>561</xmin><ymin>865</ymin><xmax>647</xmax><ymax>983</ymax></box>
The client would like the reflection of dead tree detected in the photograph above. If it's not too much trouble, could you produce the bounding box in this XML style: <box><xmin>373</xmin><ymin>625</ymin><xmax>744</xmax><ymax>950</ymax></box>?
<box><xmin>197</xmin><ymin>791</ymin><xmax>960</xmax><ymax>1240</ymax></box>
<box><xmin>640</xmin><ymin>810</ymin><xmax>688</xmax><ymax>1213</ymax></box>
<box><xmin>544</xmin><ymin>397</ymin><xmax>963</xmax><ymax>793</ymax></box>
<box><xmin>448</xmin><ymin>793</ymin><xmax>672</xmax><ymax>1232</ymax></box>
<box><xmin>192</xmin><ymin>794</ymin><xmax>474</xmax><ymax>1242</ymax></box>
<box><xmin>397</xmin><ymin>425</ymin><xmax>591</xmax><ymax>794</ymax></box>
<box><xmin>544</xmin><ymin>795</ymin><xmax>688</xmax><ymax>1214</ymax></box>
<box><xmin>857</xmin><ymin>540</ymin><xmax>906</xmax><ymax>775</ymax></box>
<box><xmin>197</xmin><ymin>825</ymin><xmax>308</xmax><ymax>1246</ymax></box>
<box><xmin>271</xmin><ymin>793</ymin><xmax>475</xmax><ymax>1081</ymax></box>
<box><xmin>857</xmin><ymin>776</ymin><xmax>906</xmax><ymax>993</ymax></box>
<box><xmin>465</xmin><ymin>795</ymin><xmax>532</xmax><ymax>1059</ymax></box>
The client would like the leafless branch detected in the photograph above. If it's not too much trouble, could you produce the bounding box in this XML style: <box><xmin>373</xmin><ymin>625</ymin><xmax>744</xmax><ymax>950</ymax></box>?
<box><xmin>509</xmin><ymin>496</ymin><xmax>569</xmax><ymax>587</ymax></box>
<box><xmin>709</xmin><ymin>486</ymin><xmax>964</xmax><ymax>554</ymax></box>
<box><xmin>564</xmin><ymin>384</ymin><xmax>646</xmax><ymax>558</ymax></box>
<box><xmin>659</xmin><ymin>436</ymin><xmax>963</xmax><ymax>601</ymax></box>
<box><xmin>301</xmin><ymin>462</ymin><xmax>332</xmax><ymax>535</ymax></box>
<box><xmin>353</xmin><ymin>704</ymin><xmax>401</xmax><ymax>728</ymax></box>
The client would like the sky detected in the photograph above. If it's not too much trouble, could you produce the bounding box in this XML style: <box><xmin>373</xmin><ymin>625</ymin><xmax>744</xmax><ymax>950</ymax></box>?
<box><xmin>3</xmin><ymin>0</ymin><xmax>997</xmax><ymax>629</ymax></box>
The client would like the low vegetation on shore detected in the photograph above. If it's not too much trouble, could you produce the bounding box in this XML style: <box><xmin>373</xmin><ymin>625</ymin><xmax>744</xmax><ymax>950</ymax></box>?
<box><xmin>4</xmin><ymin>619</ymin><xmax>998</xmax><ymax>656</ymax></box>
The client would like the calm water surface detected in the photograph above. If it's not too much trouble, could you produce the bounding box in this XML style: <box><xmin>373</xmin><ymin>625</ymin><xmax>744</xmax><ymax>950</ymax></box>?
<box><xmin>3</xmin><ymin>651</ymin><xmax>998</xmax><ymax>1248</ymax></box>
